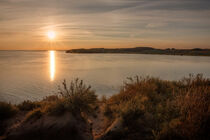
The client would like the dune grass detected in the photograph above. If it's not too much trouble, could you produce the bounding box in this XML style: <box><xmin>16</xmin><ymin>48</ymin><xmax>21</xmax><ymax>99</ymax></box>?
<box><xmin>44</xmin><ymin>79</ymin><xmax>97</xmax><ymax>116</ymax></box>
<box><xmin>0</xmin><ymin>75</ymin><xmax>209</xmax><ymax>140</ymax></box>
<box><xmin>23</xmin><ymin>79</ymin><xmax>98</xmax><ymax>121</ymax></box>
<box><xmin>0</xmin><ymin>102</ymin><xmax>18</xmax><ymax>135</ymax></box>
<box><xmin>0</xmin><ymin>102</ymin><xmax>17</xmax><ymax>121</ymax></box>
<box><xmin>17</xmin><ymin>100</ymin><xmax>40</xmax><ymax>111</ymax></box>
<box><xmin>103</xmin><ymin>74</ymin><xmax>210</xmax><ymax>140</ymax></box>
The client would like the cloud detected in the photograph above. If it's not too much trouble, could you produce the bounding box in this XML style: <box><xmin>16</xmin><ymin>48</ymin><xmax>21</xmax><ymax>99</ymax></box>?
<box><xmin>146</xmin><ymin>23</ymin><xmax>168</xmax><ymax>28</ymax></box>
<box><xmin>0</xmin><ymin>0</ymin><xmax>210</xmax><ymax>49</ymax></box>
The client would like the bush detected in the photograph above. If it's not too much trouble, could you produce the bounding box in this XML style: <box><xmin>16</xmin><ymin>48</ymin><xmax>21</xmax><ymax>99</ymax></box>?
<box><xmin>57</xmin><ymin>79</ymin><xmax>97</xmax><ymax>115</ymax></box>
<box><xmin>0</xmin><ymin>102</ymin><xmax>18</xmax><ymax>136</ymax></box>
<box><xmin>39</xmin><ymin>79</ymin><xmax>98</xmax><ymax>117</ymax></box>
<box><xmin>17</xmin><ymin>100</ymin><xmax>40</xmax><ymax>111</ymax></box>
<box><xmin>0</xmin><ymin>102</ymin><xmax>17</xmax><ymax>121</ymax></box>
<box><xmin>105</xmin><ymin>75</ymin><xmax>210</xmax><ymax>140</ymax></box>
<box><xmin>44</xmin><ymin>99</ymin><xmax>66</xmax><ymax>116</ymax></box>
<box><xmin>169</xmin><ymin>75</ymin><xmax>210</xmax><ymax>139</ymax></box>
<box><xmin>42</xmin><ymin>95</ymin><xmax>59</xmax><ymax>102</ymax></box>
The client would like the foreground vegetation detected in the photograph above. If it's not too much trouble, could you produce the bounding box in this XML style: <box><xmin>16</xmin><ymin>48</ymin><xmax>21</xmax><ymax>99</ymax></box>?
<box><xmin>0</xmin><ymin>75</ymin><xmax>209</xmax><ymax>140</ymax></box>
<box><xmin>102</xmin><ymin>74</ymin><xmax>210</xmax><ymax>140</ymax></box>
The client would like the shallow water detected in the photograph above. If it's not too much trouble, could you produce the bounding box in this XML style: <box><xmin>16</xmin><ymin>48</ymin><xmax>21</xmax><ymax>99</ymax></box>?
<box><xmin>0</xmin><ymin>51</ymin><xmax>210</xmax><ymax>103</ymax></box>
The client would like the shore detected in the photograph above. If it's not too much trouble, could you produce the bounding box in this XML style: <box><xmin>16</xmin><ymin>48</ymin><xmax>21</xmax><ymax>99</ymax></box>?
<box><xmin>0</xmin><ymin>75</ymin><xmax>210</xmax><ymax>140</ymax></box>
<box><xmin>66</xmin><ymin>47</ymin><xmax>210</xmax><ymax>57</ymax></box>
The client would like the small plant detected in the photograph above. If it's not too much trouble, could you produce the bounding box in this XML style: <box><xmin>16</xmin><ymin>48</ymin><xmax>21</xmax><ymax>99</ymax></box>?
<box><xmin>57</xmin><ymin>79</ymin><xmax>97</xmax><ymax>115</ymax></box>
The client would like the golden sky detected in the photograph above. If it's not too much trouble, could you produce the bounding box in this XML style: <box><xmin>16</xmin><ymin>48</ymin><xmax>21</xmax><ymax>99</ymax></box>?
<box><xmin>0</xmin><ymin>0</ymin><xmax>210</xmax><ymax>50</ymax></box>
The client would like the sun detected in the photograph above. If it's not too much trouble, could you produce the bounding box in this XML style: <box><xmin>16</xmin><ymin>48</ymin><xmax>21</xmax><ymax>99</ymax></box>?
<box><xmin>47</xmin><ymin>30</ymin><xmax>56</xmax><ymax>40</ymax></box>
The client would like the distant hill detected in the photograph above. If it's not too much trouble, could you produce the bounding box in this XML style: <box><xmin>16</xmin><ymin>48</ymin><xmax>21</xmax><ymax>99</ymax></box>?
<box><xmin>66</xmin><ymin>47</ymin><xmax>210</xmax><ymax>56</ymax></box>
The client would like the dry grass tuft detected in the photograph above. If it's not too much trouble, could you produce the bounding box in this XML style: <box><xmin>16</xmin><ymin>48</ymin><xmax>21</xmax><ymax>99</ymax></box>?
<box><xmin>104</xmin><ymin>74</ymin><xmax>210</xmax><ymax>140</ymax></box>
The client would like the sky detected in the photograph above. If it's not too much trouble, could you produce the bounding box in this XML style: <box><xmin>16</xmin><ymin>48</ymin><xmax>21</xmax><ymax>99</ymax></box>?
<box><xmin>0</xmin><ymin>0</ymin><xmax>210</xmax><ymax>50</ymax></box>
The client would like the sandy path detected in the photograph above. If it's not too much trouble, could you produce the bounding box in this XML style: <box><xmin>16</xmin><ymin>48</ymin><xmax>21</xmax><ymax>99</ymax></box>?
<box><xmin>89</xmin><ymin>105</ymin><xmax>106</xmax><ymax>140</ymax></box>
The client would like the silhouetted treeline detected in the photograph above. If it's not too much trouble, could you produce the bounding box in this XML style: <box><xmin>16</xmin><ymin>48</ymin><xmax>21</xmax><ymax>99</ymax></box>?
<box><xmin>66</xmin><ymin>47</ymin><xmax>210</xmax><ymax>56</ymax></box>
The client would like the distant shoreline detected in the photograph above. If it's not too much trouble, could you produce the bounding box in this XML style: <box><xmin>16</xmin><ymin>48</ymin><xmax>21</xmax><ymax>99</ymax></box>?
<box><xmin>66</xmin><ymin>47</ymin><xmax>210</xmax><ymax>56</ymax></box>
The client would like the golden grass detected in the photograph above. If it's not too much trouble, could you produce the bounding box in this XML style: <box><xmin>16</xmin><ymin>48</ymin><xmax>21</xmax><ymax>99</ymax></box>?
<box><xmin>0</xmin><ymin>75</ymin><xmax>209</xmax><ymax>140</ymax></box>
<box><xmin>104</xmin><ymin>74</ymin><xmax>210</xmax><ymax>140</ymax></box>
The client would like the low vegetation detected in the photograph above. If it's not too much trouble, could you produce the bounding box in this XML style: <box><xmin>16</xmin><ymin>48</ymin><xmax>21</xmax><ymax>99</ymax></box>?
<box><xmin>0</xmin><ymin>102</ymin><xmax>17</xmax><ymax>121</ymax></box>
<box><xmin>23</xmin><ymin>79</ymin><xmax>98</xmax><ymax>120</ymax></box>
<box><xmin>0</xmin><ymin>75</ymin><xmax>209</xmax><ymax>140</ymax></box>
<box><xmin>44</xmin><ymin>79</ymin><xmax>97</xmax><ymax>116</ymax></box>
<box><xmin>102</xmin><ymin>74</ymin><xmax>210</xmax><ymax>140</ymax></box>
<box><xmin>17</xmin><ymin>100</ymin><xmax>40</xmax><ymax>111</ymax></box>
<box><xmin>0</xmin><ymin>102</ymin><xmax>18</xmax><ymax>135</ymax></box>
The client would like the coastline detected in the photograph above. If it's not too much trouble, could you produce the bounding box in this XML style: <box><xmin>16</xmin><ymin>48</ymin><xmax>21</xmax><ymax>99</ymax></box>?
<box><xmin>66</xmin><ymin>47</ymin><xmax>210</xmax><ymax>57</ymax></box>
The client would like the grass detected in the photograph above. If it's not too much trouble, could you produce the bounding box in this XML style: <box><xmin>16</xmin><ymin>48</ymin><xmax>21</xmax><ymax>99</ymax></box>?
<box><xmin>0</xmin><ymin>79</ymin><xmax>98</xmax><ymax>125</ymax></box>
<box><xmin>17</xmin><ymin>100</ymin><xmax>40</xmax><ymax>111</ymax></box>
<box><xmin>23</xmin><ymin>79</ymin><xmax>97</xmax><ymax>121</ymax></box>
<box><xmin>0</xmin><ymin>75</ymin><xmax>209</xmax><ymax>140</ymax></box>
<box><xmin>104</xmin><ymin>74</ymin><xmax>210</xmax><ymax>140</ymax></box>
<box><xmin>57</xmin><ymin>79</ymin><xmax>97</xmax><ymax>114</ymax></box>
<box><xmin>44</xmin><ymin>79</ymin><xmax>98</xmax><ymax>116</ymax></box>
<box><xmin>0</xmin><ymin>102</ymin><xmax>17</xmax><ymax>121</ymax></box>
<box><xmin>0</xmin><ymin>102</ymin><xmax>18</xmax><ymax>135</ymax></box>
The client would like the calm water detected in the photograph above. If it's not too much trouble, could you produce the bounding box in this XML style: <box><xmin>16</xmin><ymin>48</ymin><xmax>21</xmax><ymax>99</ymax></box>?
<box><xmin>0</xmin><ymin>51</ymin><xmax>210</xmax><ymax>104</ymax></box>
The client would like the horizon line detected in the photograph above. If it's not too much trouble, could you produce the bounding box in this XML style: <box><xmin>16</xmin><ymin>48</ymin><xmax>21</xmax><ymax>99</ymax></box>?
<box><xmin>0</xmin><ymin>46</ymin><xmax>210</xmax><ymax>51</ymax></box>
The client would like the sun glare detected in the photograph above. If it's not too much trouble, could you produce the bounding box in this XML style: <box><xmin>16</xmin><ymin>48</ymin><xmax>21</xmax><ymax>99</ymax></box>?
<box><xmin>47</xmin><ymin>31</ymin><xmax>56</xmax><ymax>40</ymax></box>
<box><xmin>49</xmin><ymin>51</ymin><xmax>55</xmax><ymax>81</ymax></box>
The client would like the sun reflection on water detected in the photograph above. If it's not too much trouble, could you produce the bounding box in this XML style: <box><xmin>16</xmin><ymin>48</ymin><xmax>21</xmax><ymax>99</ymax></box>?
<box><xmin>49</xmin><ymin>51</ymin><xmax>55</xmax><ymax>81</ymax></box>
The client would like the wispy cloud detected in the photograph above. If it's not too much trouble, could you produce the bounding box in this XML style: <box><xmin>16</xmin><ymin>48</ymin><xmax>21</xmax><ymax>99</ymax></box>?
<box><xmin>0</xmin><ymin>0</ymin><xmax>210</xmax><ymax>49</ymax></box>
